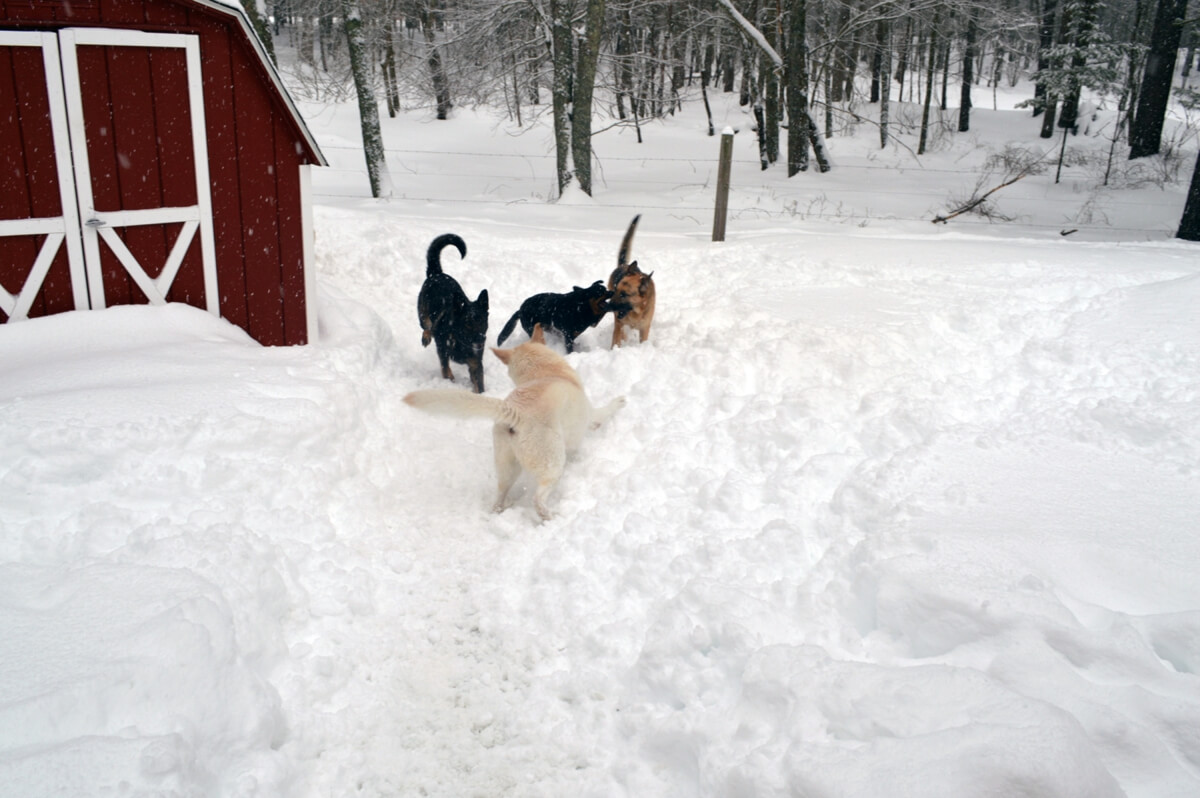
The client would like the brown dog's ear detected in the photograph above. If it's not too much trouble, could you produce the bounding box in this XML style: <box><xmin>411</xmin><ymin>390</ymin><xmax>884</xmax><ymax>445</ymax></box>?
<box><xmin>531</xmin><ymin>323</ymin><xmax>546</xmax><ymax>344</ymax></box>
<box><xmin>641</xmin><ymin>272</ymin><xmax>654</xmax><ymax>293</ymax></box>
<box><xmin>492</xmin><ymin>347</ymin><xmax>513</xmax><ymax>364</ymax></box>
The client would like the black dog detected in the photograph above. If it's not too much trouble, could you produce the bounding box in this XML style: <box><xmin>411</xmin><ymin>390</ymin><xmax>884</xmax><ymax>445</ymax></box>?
<box><xmin>418</xmin><ymin>233</ymin><xmax>489</xmax><ymax>393</ymax></box>
<box><xmin>496</xmin><ymin>281</ymin><xmax>612</xmax><ymax>354</ymax></box>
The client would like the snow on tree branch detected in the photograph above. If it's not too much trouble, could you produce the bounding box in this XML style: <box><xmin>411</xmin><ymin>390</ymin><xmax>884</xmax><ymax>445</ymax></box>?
<box><xmin>713</xmin><ymin>0</ymin><xmax>782</xmax><ymax>70</ymax></box>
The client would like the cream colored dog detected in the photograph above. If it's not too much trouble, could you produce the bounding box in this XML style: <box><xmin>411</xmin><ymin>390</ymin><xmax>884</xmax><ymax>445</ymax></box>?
<box><xmin>403</xmin><ymin>325</ymin><xmax>625</xmax><ymax>520</ymax></box>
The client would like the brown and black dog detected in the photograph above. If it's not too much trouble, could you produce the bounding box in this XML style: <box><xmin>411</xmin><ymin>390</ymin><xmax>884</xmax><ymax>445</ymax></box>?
<box><xmin>608</xmin><ymin>215</ymin><xmax>655</xmax><ymax>347</ymax></box>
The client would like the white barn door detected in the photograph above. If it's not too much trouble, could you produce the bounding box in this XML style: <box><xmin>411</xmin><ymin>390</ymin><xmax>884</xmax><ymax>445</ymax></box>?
<box><xmin>0</xmin><ymin>28</ymin><xmax>217</xmax><ymax>322</ymax></box>
<box><xmin>57</xmin><ymin>28</ymin><xmax>218</xmax><ymax>314</ymax></box>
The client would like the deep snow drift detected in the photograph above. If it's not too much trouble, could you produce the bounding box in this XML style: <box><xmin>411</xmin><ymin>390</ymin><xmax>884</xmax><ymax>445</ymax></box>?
<box><xmin>3</xmin><ymin>69</ymin><xmax>1200</xmax><ymax>797</ymax></box>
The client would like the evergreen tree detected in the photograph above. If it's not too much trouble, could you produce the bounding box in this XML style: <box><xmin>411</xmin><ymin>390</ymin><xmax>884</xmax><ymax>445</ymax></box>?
<box><xmin>1020</xmin><ymin>0</ymin><xmax>1123</xmax><ymax>181</ymax></box>
<box><xmin>241</xmin><ymin>0</ymin><xmax>276</xmax><ymax>64</ymax></box>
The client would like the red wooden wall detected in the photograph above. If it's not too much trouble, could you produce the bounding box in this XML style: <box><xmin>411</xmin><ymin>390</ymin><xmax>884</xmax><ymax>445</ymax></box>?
<box><xmin>0</xmin><ymin>0</ymin><xmax>323</xmax><ymax>345</ymax></box>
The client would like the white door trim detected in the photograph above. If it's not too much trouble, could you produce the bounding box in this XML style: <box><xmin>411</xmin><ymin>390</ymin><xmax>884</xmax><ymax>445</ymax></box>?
<box><xmin>0</xmin><ymin>30</ymin><xmax>88</xmax><ymax>320</ymax></box>
<box><xmin>57</xmin><ymin>28</ymin><xmax>218</xmax><ymax>313</ymax></box>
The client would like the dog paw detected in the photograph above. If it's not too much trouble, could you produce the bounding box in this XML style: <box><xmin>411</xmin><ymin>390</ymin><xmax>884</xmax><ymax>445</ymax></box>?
<box><xmin>533</xmin><ymin>501</ymin><xmax>554</xmax><ymax>522</ymax></box>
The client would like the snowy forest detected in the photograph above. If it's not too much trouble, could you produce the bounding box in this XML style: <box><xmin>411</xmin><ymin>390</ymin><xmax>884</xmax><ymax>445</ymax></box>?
<box><xmin>240</xmin><ymin>0</ymin><xmax>1200</xmax><ymax>237</ymax></box>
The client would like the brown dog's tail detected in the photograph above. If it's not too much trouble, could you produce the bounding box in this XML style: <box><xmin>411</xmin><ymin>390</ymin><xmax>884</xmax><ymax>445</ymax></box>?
<box><xmin>426</xmin><ymin>233</ymin><xmax>467</xmax><ymax>277</ymax></box>
<box><xmin>617</xmin><ymin>215</ymin><xmax>641</xmax><ymax>268</ymax></box>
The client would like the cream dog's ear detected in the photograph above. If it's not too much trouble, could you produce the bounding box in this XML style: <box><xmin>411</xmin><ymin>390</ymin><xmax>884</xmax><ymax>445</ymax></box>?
<box><xmin>530</xmin><ymin>323</ymin><xmax>547</xmax><ymax>344</ymax></box>
<box><xmin>491</xmin><ymin>347</ymin><xmax>513</xmax><ymax>364</ymax></box>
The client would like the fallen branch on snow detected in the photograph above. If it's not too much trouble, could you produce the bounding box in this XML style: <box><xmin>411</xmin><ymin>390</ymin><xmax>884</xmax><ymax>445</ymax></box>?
<box><xmin>932</xmin><ymin>174</ymin><xmax>1027</xmax><ymax>224</ymax></box>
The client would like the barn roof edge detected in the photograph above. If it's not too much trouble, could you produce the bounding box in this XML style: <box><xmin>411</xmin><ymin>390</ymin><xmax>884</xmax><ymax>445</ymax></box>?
<box><xmin>194</xmin><ymin>0</ymin><xmax>328</xmax><ymax>167</ymax></box>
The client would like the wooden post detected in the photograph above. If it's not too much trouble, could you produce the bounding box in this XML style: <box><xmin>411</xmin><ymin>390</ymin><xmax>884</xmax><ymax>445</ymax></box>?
<box><xmin>712</xmin><ymin>128</ymin><xmax>734</xmax><ymax>241</ymax></box>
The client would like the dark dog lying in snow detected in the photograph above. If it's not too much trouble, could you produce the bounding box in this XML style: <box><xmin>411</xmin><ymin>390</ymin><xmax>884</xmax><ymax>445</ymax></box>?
<box><xmin>495</xmin><ymin>281</ymin><xmax>612</xmax><ymax>354</ymax></box>
<box><xmin>417</xmin><ymin>233</ymin><xmax>489</xmax><ymax>393</ymax></box>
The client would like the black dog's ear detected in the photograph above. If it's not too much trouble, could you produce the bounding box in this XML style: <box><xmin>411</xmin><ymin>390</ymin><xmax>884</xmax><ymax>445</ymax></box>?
<box><xmin>477</xmin><ymin>289</ymin><xmax>489</xmax><ymax>308</ymax></box>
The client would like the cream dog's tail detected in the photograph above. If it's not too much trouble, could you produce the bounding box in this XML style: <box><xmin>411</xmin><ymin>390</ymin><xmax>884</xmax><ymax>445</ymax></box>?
<box><xmin>403</xmin><ymin>388</ymin><xmax>520</xmax><ymax>427</ymax></box>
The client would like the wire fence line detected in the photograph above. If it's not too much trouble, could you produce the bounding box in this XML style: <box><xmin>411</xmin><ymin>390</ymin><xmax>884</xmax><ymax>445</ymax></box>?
<box><xmin>310</xmin><ymin>145</ymin><xmax>1179</xmax><ymax>236</ymax></box>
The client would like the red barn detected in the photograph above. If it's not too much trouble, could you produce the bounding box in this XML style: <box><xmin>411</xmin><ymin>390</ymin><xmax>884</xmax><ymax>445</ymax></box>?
<box><xmin>0</xmin><ymin>0</ymin><xmax>326</xmax><ymax>345</ymax></box>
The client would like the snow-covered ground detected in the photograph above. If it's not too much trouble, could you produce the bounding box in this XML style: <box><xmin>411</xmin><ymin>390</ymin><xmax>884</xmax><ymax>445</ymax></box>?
<box><xmin>3</xmin><ymin>62</ymin><xmax>1200</xmax><ymax>797</ymax></box>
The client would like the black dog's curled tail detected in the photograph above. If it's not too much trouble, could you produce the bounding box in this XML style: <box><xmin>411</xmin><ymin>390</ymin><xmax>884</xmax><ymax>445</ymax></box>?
<box><xmin>618</xmin><ymin>214</ymin><xmax>640</xmax><ymax>268</ymax></box>
<box><xmin>426</xmin><ymin>233</ymin><xmax>467</xmax><ymax>277</ymax></box>
<box><xmin>496</xmin><ymin>310</ymin><xmax>522</xmax><ymax>346</ymax></box>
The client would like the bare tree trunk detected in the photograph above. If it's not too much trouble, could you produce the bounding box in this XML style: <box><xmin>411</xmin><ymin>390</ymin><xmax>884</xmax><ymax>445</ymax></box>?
<box><xmin>895</xmin><ymin>8</ymin><xmax>912</xmax><ymax>101</ymax></box>
<box><xmin>785</xmin><ymin>0</ymin><xmax>810</xmax><ymax>175</ymax></box>
<box><xmin>740</xmin><ymin>0</ymin><xmax>759</xmax><ymax>106</ymax></box>
<box><xmin>1130</xmin><ymin>0</ymin><xmax>1189</xmax><ymax>158</ymax></box>
<box><xmin>1041</xmin><ymin>98</ymin><xmax>1059</xmax><ymax>138</ymax></box>
<box><xmin>319</xmin><ymin>12</ymin><xmax>332</xmax><ymax>72</ymax></box>
<box><xmin>420</xmin><ymin>3</ymin><xmax>451</xmax><ymax>120</ymax></box>
<box><xmin>299</xmin><ymin>15</ymin><xmax>314</xmax><ymax>65</ymax></box>
<box><xmin>918</xmin><ymin>9</ymin><xmax>939</xmax><ymax>155</ymax></box>
<box><xmin>940</xmin><ymin>32</ymin><xmax>950</xmax><ymax>109</ymax></box>
<box><xmin>702</xmin><ymin>68</ymin><xmax>716</xmax><ymax>136</ymax></box>
<box><xmin>755</xmin><ymin>102</ymin><xmax>770</xmax><ymax>169</ymax></box>
<box><xmin>1121</xmin><ymin>0</ymin><xmax>1150</xmax><ymax>132</ymax></box>
<box><xmin>550</xmin><ymin>0</ymin><xmax>574</xmax><ymax>195</ymax></box>
<box><xmin>572</xmin><ymin>0</ymin><xmax>606</xmax><ymax>195</ymax></box>
<box><xmin>615</xmin><ymin>15</ymin><xmax>633</xmax><ymax>120</ymax></box>
<box><xmin>763</xmin><ymin>0</ymin><xmax>781</xmax><ymax>164</ymax></box>
<box><xmin>716</xmin><ymin>0</ymin><xmax>829</xmax><ymax>170</ymax></box>
<box><xmin>341</xmin><ymin>0</ymin><xmax>390</xmax><ymax>198</ymax></box>
<box><xmin>1177</xmin><ymin>150</ymin><xmax>1200</xmax><ymax>240</ymax></box>
<box><xmin>871</xmin><ymin>16</ymin><xmax>883</xmax><ymax>103</ymax></box>
<box><xmin>382</xmin><ymin>13</ymin><xmax>400</xmax><ymax>118</ymax></box>
<box><xmin>958</xmin><ymin>8</ymin><xmax>977</xmax><ymax>132</ymax></box>
<box><xmin>879</xmin><ymin>12</ymin><xmax>890</xmax><ymax>147</ymax></box>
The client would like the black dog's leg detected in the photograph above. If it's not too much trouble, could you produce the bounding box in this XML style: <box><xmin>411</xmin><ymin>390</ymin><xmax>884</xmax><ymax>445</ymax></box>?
<box><xmin>467</xmin><ymin>358</ymin><xmax>485</xmax><ymax>393</ymax></box>
<box><xmin>435</xmin><ymin>340</ymin><xmax>454</xmax><ymax>381</ymax></box>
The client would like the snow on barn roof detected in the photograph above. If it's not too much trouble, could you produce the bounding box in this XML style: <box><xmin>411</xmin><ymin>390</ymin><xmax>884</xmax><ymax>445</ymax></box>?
<box><xmin>194</xmin><ymin>0</ymin><xmax>327</xmax><ymax>167</ymax></box>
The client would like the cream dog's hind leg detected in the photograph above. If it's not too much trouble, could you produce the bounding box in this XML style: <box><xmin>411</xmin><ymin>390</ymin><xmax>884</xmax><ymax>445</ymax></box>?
<box><xmin>515</xmin><ymin>426</ymin><xmax>566</xmax><ymax>521</ymax></box>
<box><xmin>492</xmin><ymin>424</ymin><xmax>521</xmax><ymax>513</ymax></box>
